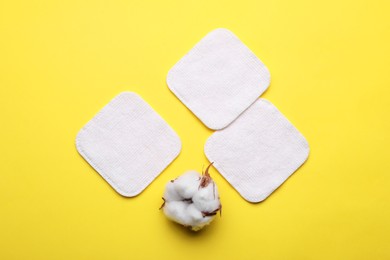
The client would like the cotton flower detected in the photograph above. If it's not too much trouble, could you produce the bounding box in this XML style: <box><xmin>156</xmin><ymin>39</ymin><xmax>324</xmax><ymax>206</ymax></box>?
<box><xmin>160</xmin><ymin>163</ymin><xmax>221</xmax><ymax>231</ymax></box>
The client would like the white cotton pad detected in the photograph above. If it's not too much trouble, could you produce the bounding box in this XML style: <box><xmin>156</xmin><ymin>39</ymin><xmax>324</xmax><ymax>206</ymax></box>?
<box><xmin>167</xmin><ymin>28</ymin><xmax>270</xmax><ymax>130</ymax></box>
<box><xmin>204</xmin><ymin>99</ymin><xmax>309</xmax><ymax>203</ymax></box>
<box><xmin>76</xmin><ymin>92</ymin><xmax>181</xmax><ymax>197</ymax></box>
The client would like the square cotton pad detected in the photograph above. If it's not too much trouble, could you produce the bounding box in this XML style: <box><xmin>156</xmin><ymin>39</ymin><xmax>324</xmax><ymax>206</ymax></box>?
<box><xmin>76</xmin><ymin>92</ymin><xmax>181</xmax><ymax>197</ymax></box>
<box><xmin>204</xmin><ymin>99</ymin><xmax>309</xmax><ymax>203</ymax></box>
<box><xmin>167</xmin><ymin>28</ymin><xmax>270</xmax><ymax>130</ymax></box>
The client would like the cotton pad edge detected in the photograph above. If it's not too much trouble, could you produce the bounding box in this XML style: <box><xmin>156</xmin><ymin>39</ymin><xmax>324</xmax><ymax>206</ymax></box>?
<box><xmin>75</xmin><ymin>92</ymin><xmax>182</xmax><ymax>197</ymax></box>
<box><xmin>204</xmin><ymin>98</ymin><xmax>309</xmax><ymax>203</ymax></box>
<box><xmin>166</xmin><ymin>28</ymin><xmax>271</xmax><ymax>130</ymax></box>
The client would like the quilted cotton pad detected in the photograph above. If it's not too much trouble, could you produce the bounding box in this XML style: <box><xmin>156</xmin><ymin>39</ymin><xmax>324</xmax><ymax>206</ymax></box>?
<box><xmin>204</xmin><ymin>99</ymin><xmax>309</xmax><ymax>203</ymax></box>
<box><xmin>167</xmin><ymin>28</ymin><xmax>270</xmax><ymax>130</ymax></box>
<box><xmin>76</xmin><ymin>92</ymin><xmax>181</xmax><ymax>197</ymax></box>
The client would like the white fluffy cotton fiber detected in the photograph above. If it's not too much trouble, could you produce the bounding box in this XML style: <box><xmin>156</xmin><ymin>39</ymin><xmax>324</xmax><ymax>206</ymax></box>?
<box><xmin>160</xmin><ymin>164</ymin><xmax>221</xmax><ymax>231</ymax></box>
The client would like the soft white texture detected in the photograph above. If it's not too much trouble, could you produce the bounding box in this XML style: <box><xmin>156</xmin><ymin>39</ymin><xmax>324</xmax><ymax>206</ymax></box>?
<box><xmin>163</xmin><ymin>182</ymin><xmax>182</xmax><ymax>202</ymax></box>
<box><xmin>162</xmin><ymin>170</ymin><xmax>221</xmax><ymax>231</ymax></box>
<box><xmin>205</xmin><ymin>99</ymin><xmax>309</xmax><ymax>203</ymax></box>
<box><xmin>172</xmin><ymin>171</ymin><xmax>201</xmax><ymax>199</ymax></box>
<box><xmin>192</xmin><ymin>184</ymin><xmax>220</xmax><ymax>213</ymax></box>
<box><xmin>76</xmin><ymin>92</ymin><xmax>181</xmax><ymax>197</ymax></box>
<box><xmin>167</xmin><ymin>28</ymin><xmax>270</xmax><ymax>130</ymax></box>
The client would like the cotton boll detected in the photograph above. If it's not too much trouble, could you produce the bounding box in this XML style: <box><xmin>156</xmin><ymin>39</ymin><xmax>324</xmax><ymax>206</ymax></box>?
<box><xmin>186</xmin><ymin>204</ymin><xmax>214</xmax><ymax>230</ymax></box>
<box><xmin>160</xmin><ymin>163</ymin><xmax>221</xmax><ymax>231</ymax></box>
<box><xmin>186</xmin><ymin>203</ymin><xmax>204</xmax><ymax>222</ymax></box>
<box><xmin>173</xmin><ymin>171</ymin><xmax>201</xmax><ymax>199</ymax></box>
<box><xmin>163</xmin><ymin>181</ymin><xmax>182</xmax><ymax>202</ymax></box>
<box><xmin>163</xmin><ymin>201</ymin><xmax>191</xmax><ymax>226</ymax></box>
<box><xmin>192</xmin><ymin>183</ymin><xmax>221</xmax><ymax>213</ymax></box>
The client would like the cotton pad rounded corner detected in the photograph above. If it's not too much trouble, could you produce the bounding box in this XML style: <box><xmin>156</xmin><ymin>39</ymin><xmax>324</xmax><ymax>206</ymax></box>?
<box><xmin>204</xmin><ymin>98</ymin><xmax>309</xmax><ymax>203</ymax></box>
<box><xmin>75</xmin><ymin>92</ymin><xmax>182</xmax><ymax>197</ymax></box>
<box><xmin>167</xmin><ymin>28</ymin><xmax>271</xmax><ymax>130</ymax></box>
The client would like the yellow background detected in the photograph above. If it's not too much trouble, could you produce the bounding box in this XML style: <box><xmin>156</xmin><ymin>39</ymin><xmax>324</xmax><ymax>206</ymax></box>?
<box><xmin>1</xmin><ymin>0</ymin><xmax>389</xmax><ymax>259</ymax></box>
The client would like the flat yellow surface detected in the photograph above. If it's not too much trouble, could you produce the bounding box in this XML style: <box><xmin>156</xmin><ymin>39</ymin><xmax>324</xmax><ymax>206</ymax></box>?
<box><xmin>1</xmin><ymin>0</ymin><xmax>389</xmax><ymax>259</ymax></box>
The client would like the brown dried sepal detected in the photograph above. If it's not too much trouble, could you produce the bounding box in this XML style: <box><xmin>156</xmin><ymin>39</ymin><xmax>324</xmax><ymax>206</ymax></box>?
<box><xmin>201</xmin><ymin>204</ymin><xmax>222</xmax><ymax>217</ymax></box>
<box><xmin>199</xmin><ymin>162</ymin><xmax>214</xmax><ymax>189</ymax></box>
<box><xmin>159</xmin><ymin>197</ymin><xmax>166</xmax><ymax>210</ymax></box>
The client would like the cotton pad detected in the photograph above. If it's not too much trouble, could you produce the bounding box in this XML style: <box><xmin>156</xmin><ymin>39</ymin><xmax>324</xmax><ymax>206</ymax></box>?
<box><xmin>167</xmin><ymin>28</ymin><xmax>270</xmax><ymax>130</ymax></box>
<box><xmin>204</xmin><ymin>99</ymin><xmax>309</xmax><ymax>203</ymax></box>
<box><xmin>76</xmin><ymin>92</ymin><xmax>181</xmax><ymax>197</ymax></box>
